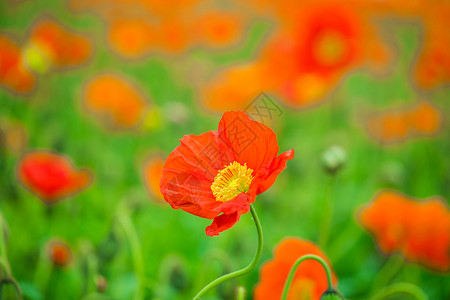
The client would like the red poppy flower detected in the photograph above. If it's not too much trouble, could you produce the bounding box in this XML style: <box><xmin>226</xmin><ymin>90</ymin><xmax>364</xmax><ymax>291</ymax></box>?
<box><xmin>254</xmin><ymin>238</ymin><xmax>338</xmax><ymax>300</ymax></box>
<box><xmin>17</xmin><ymin>151</ymin><xmax>92</xmax><ymax>204</ymax></box>
<box><xmin>47</xmin><ymin>239</ymin><xmax>72</xmax><ymax>267</ymax></box>
<box><xmin>359</xmin><ymin>190</ymin><xmax>450</xmax><ymax>271</ymax></box>
<box><xmin>160</xmin><ymin>111</ymin><xmax>294</xmax><ymax>236</ymax></box>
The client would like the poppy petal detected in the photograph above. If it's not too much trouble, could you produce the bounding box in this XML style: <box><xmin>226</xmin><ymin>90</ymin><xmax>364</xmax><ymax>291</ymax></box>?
<box><xmin>219</xmin><ymin>193</ymin><xmax>251</xmax><ymax>215</ymax></box>
<box><xmin>217</xmin><ymin>111</ymin><xmax>279</xmax><ymax>172</ymax></box>
<box><xmin>205</xmin><ymin>212</ymin><xmax>241</xmax><ymax>237</ymax></box>
<box><xmin>160</xmin><ymin>132</ymin><xmax>227</xmax><ymax>219</ymax></box>
<box><xmin>254</xmin><ymin>238</ymin><xmax>338</xmax><ymax>300</ymax></box>
<box><xmin>252</xmin><ymin>149</ymin><xmax>295</xmax><ymax>195</ymax></box>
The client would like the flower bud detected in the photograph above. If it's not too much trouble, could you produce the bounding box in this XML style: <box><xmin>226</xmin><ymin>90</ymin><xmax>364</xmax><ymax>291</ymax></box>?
<box><xmin>320</xmin><ymin>289</ymin><xmax>345</xmax><ymax>300</ymax></box>
<box><xmin>322</xmin><ymin>145</ymin><xmax>347</xmax><ymax>175</ymax></box>
<box><xmin>96</xmin><ymin>275</ymin><xmax>108</xmax><ymax>293</ymax></box>
<box><xmin>47</xmin><ymin>239</ymin><xmax>72</xmax><ymax>267</ymax></box>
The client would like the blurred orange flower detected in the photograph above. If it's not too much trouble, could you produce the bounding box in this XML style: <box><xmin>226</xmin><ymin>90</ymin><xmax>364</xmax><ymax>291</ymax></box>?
<box><xmin>413</xmin><ymin>3</ymin><xmax>450</xmax><ymax>89</ymax></box>
<box><xmin>47</xmin><ymin>240</ymin><xmax>72</xmax><ymax>267</ymax></box>
<box><xmin>71</xmin><ymin>0</ymin><xmax>246</xmax><ymax>58</ymax></box>
<box><xmin>142</xmin><ymin>153</ymin><xmax>165</xmax><ymax>203</ymax></box>
<box><xmin>27</xmin><ymin>17</ymin><xmax>93</xmax><ymax>70</ymax></box>
<box><xmin>254</xmin><ymin>238</ymin><xmax>338</xmax><ymax>300</ymax></box>
<box><xmin>366</xmin><ymin>0</ymin><xmax>450</xmax><ymax>89</ymax></box>
<box><xmin>0</xmin><ymin>34</ymin><xmax>36</xmax><ymax>94</ymax></box>
<box><xmin>17</xmin><ymin>151</ymin><xmax>92</xmax><ymax>204</ymax></box>
<box><xmin>359</xmin><ymin>190</ymin><xmax>450</xmax><ymax>272</ymax></box>
<box><xmin>365</xmin><ymin>100</ymin><xmax>442</xmax><ymax>144</ymax></box>
<box><xmin>160</xmin><ymin>111</ymin><xmax>294</xmax><ymax>236</ymax></box>
<box><xmin>108</xmin><ymin>19</ymin><xmax>155</xmax><ymax>59</ymax></box>
<box><xmin>83</xmin><ymin>73</ymin><xmax>149</xmax><ymax>130</ymax></box>
<box><xmin>201</xmin><ymin>0</ymin><xmax>389</xmax><ymax>111</ymax></box>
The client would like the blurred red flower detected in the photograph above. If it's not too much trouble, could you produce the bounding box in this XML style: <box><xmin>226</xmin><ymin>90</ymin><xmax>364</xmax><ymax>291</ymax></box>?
<box><xmin>47</xmin><ymin>240</ymin><xmax>72</xmax><ymax>267</ymax></box>
<box><xmin>254</xmin><ymin>238</ymin><xmax>338</xmax><ymax>300</ymax></box>
<box><xmin>359</xmin><ymin>190</ymin><xmax>450</xmax><ymax>272</ymax></box>
<box><xmin>28</xmin><ymin>18</ymin><xmax>93</xmax><ymax>70</ymax></box>
<box><xmin>17</xmin><ymin>151</ymin><xmax>92</xmax><ymax>204</ymax></box>
<box><xmin>0</xmin><ymin>34</ymin><xmax>36</xmax><ymax>94</ymax></box>
<box><xmin>160</xmin><ymin>111</ymin><xmax>294</xmax><ymax>236</ymax></box>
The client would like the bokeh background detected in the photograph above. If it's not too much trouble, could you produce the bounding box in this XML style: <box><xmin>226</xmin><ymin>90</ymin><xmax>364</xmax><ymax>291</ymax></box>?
<box><xmin>0</xmin><ymin>0</ymin><xmax>449</xmax><ymax>299</ymax></box>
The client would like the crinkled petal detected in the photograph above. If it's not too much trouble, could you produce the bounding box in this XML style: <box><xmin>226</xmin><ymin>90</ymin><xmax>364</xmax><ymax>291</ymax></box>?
<box><xmin>160</xmin><ymin>131</ymin><xmax>229</xmax><ymax>219</ymax></box>
<box><xmin>217</xmin><ymin>111</ymin><xmax>279</xmax><ymax>173</ymax></box>
<box><xmin>206</xmin><ymin>212</ymin><xmax>242</xmax><ymax>237</ymax></box>
<box><xmin>219</xmin><ymin>193</ymin><xmax>251</xmax><ymax>215</ymax></box>
<box><xmin>251</xmin><ymin>149</ymin><xmax>295</xmax><ymax>195</ymax></box>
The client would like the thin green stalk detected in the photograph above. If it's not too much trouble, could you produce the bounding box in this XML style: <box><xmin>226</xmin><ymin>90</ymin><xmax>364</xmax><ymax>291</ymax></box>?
<box><xmin>192</xmin><ymin>204</ymin><xmax>263</xmax><ymax>300</ymax></box>
<box><xmin>318</xmin><ymin>176</ymin><xmax>336</xmax><ymax>248</ymax></box>
<box><xmin>369</xmin><ymin>282</ymin><xmax>428</xmax><ymax>300</ymax></box>
<box><xmin>32</xmin><ymin>247</ymin><xmax>52</xmax><ymax>294</ymax></box>
<box><xmin>0</xmin><ymin>214</ymin><xmax>7</xmax><ymax>261</ymax></box>
<box><xmin>281</xmin><ymin>255</ymin><xmax>333</xmax><ymax>300</ymax></box>
<box><xmin>0</xmin><ymin>257</ymin><xmax>11</xmax><ymax>277</ymax></box>
<box><xmin>0</xmin><ymin>214</ymin><xmax>12</xmax><ymax>278</ymax></box>
<box><xmin>117</xmin><ymin>213</ymin><xmax>145</xmax><ymax>300</ymax></box>
<box><xmin>236</xmin><ymin>286</ymin><xmax>246</xmax><ymax>300</ymax></box>
<box><xmin>370</xmin><ymin>254</ymin><xmax>404</xmax><ymax>296</ymax></box>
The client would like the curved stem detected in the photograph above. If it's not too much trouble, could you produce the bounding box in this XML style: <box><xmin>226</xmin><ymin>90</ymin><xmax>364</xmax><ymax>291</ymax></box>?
<box><xmin>369</xmin><ymin>282</ymin><xmax>428</xmax><ymax>300</ymax></box>
<box><xmin>281</xmin><ymin>255</ymin><xmax>333</xmax><ymax>300</ymax></box>
<box><xmin>236</xmin><ymin>286</ymin><xmax>246</xmax><ymax>300</ymax></box>
<box><xmin>0</xmin><ymin>257</ymin><xmax>11</xmax><ymax>277</ymax></box>
<box><xmin>0</xmin><ymin>278</ymin><xmax>23</xmax><ymax>299</ymax></box>
<box><xmin>192</xmin><ymin>204</ymin><xmax>263</xmax><ymax>300</ymax></box>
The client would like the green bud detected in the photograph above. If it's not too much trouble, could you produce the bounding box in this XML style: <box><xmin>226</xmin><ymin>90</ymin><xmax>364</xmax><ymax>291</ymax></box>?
<box><xmin>320</xmin><ymin>289</ymin><xmax>345</xmax><ymax>300</ymax></box>
<box><xmin>322</xmin><ymin>145</ymin><xmax>347</xmax><ymax>175</ymax></box>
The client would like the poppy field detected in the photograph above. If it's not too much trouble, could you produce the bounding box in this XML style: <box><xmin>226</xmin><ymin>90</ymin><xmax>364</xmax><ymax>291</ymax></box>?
<box><xmin>0</xmin><ymin>0</ymin><xmax>449</xmax><ymax>299</ymax></box>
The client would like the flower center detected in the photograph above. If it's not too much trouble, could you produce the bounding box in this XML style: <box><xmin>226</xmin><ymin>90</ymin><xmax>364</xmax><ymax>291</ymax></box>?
<box><xmin>211</xmin><ymin>161</ymin><xmax>254</xmax><ymax>202</ymax></box>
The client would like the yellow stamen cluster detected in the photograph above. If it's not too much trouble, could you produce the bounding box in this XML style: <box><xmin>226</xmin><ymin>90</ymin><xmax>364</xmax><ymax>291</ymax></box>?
<box><xmin>211</xmin><ymin>161</ymin><xmax>254</xmax><ymax>202</ymax></box>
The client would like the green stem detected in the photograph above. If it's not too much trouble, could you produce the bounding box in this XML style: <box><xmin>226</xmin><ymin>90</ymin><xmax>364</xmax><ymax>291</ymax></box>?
<box><xmin>236</xmin><ymin>286</ymin><xmax>246</xmax><ymax>300</ymax></box>
<box><xmin>0</xmin><ymin>258</ymin><xmax>11</xmax><ymax>277</ymax></box>
<box><xmin>117</xmin><ymin>213</ymin><xmax>145</xmax><ymax>300</ymax></box>
<box><xmin>0</xmin><ymin>214</ymin><xmax>12</xmax><ymax>279</ymax></box>
<box><xmin>369</xmin><ymin>282</ymin><xmax>428</xmax><ymax>300</ymax></box>
<box><xmin>281</xmin><ymin>255</ymin><xmax>333</xmax><ymax>300</ymax></box>
<box><xmin>0</xmin><ymin>214</ymin><xmax>7</xmax><ymax>261</ymax></box>
<box><xmin>32</xmin><ymin>247</ymin><xmax>52</xmax><ymax>295</ymax></box>
<box><xmin>370</xmin><ymin>254</ymin><xmax>404</xmax><ymax>296</ymax></box>
<box><xmin>318</xmin><ymin>176</ymin><xmax>335</xmax><ymax>248</ymax></box>
<box><xmin>0</xmin><ymin>277</ymin><xmax>23</xmax><ymax>299</ymax></box>
<box><xmin>192</xmin><ymin>204</ymin><xmax>263</xmax><ymax>300</ymax></box>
